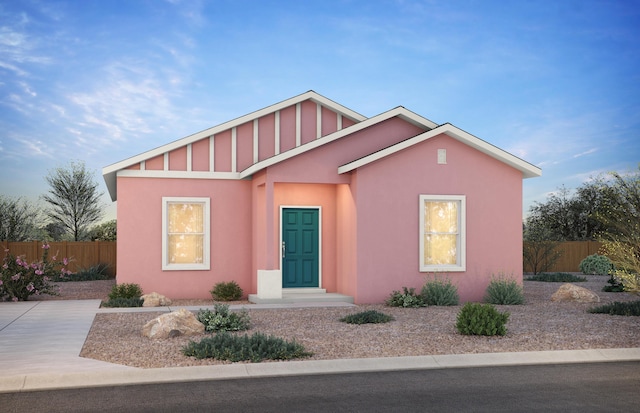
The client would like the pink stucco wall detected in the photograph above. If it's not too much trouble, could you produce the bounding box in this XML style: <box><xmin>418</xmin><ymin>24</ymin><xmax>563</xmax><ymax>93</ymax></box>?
<box><xmin>236</xmin><ymin>121</ymin><xmax>253</xmax><ymax>172</ymax></box>
<box><xmin>146</xmin><ymin>154</ymin><xmax>164</xmax><ymax>170</ymax></box>
<box><xmin>349</xmin><ymin>134</ymin><xmax>523</xmax><ymax>303</ymax></box>
<box><xmin>214</xmin><ymin>130</ymin><xmax>232</xmax><ymax>172</ymax></box>
<box><xmin>116</xmin><ymin>176</ymin><xmax>253</xmax><ymax>299</ymax></box>
<box><xmin>300</xmin><ymin>100</ymin><xmax>317</xmax><ymax>145</ymax></box>
<box><xmin>279</xmin><ymin>105</ymin><xmax>296</xmax><ymax>153</ymax></box>
<box><xmin>191</xmin><ymin>138</ymin><xmax>210</xmax><ymax>171</ymax></box>
<box><xmin>114</xmin><ymin>106</ymin><xmax>526</xmax><ymax>304</ymax></box>
<box><xmin>169</xmin><ymin>146</ymin><xmax>187</xmax><ymax>171</ymax></box>
<box><xmin>258</xmin><ymin>113</ymin><xmax>275</xmax><ymax>162</ymax></box>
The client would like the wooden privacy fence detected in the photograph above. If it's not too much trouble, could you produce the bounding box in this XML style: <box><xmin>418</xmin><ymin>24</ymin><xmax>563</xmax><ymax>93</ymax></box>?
<box><xmin>0</xmin><ymin>241</ymin><xmax>117</xmax><ymax>277</ymax></box>
<box><xmin>523</xmin><ymin>240</ymin><xmax>603</xmax><ymax>273</ymax></box>
<box><xmin>0</xmin><ymin>240</ymin><xmax>605</xmax><ymax>277</ymax></box>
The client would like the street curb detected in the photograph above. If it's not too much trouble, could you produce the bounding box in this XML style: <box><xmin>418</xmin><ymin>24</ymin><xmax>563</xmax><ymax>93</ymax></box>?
<box><xmin>2</xmin><ymin>348</ymin><xmax>639</xmax><ymax>393</ymax></box>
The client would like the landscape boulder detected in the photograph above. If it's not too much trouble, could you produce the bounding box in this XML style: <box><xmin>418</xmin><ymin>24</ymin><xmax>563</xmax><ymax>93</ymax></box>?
<box><xmin>142</xmin><ymin>308</ymin><xmax>204</xmax><ymax>339</ymax></box>
<box><xmin>141</xmin><ymin>292</ymin><xmax>172</xmax><ymax>307</ymax></box>
<box><xmin>551</xmin><ymin>283</ymin><xmax>600</xmax><ymax>303</ymax></box>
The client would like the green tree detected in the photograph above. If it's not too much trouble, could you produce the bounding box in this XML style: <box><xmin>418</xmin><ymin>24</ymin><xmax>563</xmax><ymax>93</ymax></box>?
<box><xmin>597</xmin><ymin>166</ymin><xmax>640</xmax><ymax>294</ymax></box>
<box><xmin>0</xmin><ymin>196</ymin><xmax>42</xmax><ymax>241</ymax></box>
<box><xmin>42</xmin><ymin>161</ymin><xmax>105</xmax><ymax>241</ymax></box>
<box><xmin>89</xmin><ymin>219</ymin><xmax>117</xmax><ymax>241</ymax></box>
<box><xmin>525</xmin><ymin>180</ymin><xmax>617</xmax><ymax>241</ymax></box>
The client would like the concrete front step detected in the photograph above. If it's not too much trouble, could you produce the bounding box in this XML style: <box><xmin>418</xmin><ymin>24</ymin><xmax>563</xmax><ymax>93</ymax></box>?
<box><xmin>248</xmin><ymin>292</ymin><xmax>354</xmax><ymax>304</ymax></box>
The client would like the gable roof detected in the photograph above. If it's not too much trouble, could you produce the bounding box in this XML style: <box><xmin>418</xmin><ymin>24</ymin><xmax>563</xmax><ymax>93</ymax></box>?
<box><xmin>238</xmin><ymin>106</ymin><xmax>437</xmax><ymax>179</ymax></box>
<box><xmin>103</xmin><ymin>91</ymin><xmax>540</xmax><ymax>201</ymax></box>
<box><xmin>338</xmin><ymin>123</ymin><xmax>542</xmax><ymax>179</ymax></box>
<box><xmin>102</xmin><ymin>90</ymin><xmax>368</xmax><ymax>200</ymax></box>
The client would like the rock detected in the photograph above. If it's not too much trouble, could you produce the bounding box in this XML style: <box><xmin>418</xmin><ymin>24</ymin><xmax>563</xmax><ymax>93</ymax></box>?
<box><xmin>142</xmin><ymin>309</ymin><xmax>204</xmax><ymax>339</ymax></box>
<box><xmin>551</xmin><ymin>283</ymin><xmax>600</xmax><ymax>303</ymax></box>
<box><xmin>141</xmin><ymin>292</ymin><xmax>172</xmax><ymax>307</ymax></box>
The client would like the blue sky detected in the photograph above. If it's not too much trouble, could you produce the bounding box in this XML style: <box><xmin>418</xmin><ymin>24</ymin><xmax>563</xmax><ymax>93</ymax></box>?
<box><xmin>1</xmin><ymin>0</ymin><xmax>639</xmax><ymax>222</ymax></box>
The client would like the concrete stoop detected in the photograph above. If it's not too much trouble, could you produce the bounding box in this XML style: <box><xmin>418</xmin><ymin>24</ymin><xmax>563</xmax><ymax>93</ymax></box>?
<box><xmin>248</xmin><ymin>292</ymin><xmax>354</xmax><ymax>304</ymax></box>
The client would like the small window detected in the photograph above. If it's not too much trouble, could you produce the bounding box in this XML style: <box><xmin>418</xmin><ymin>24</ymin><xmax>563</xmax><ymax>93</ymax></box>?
<box><xmin>162</xmin><ymin>197</ymin><xmax>210</xmax><ymax>270</ymax></box>
<box><xmin>419</xmin><ymin>195</ymin><xmax>466</xmax><ymax>272</ymax></box>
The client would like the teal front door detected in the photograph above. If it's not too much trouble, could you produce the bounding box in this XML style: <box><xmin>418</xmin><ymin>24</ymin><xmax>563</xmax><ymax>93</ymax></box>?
<box><xmin>282</xmin><ymin>208</ymin><xmax>320</xmax><ymax>288</ymax></box>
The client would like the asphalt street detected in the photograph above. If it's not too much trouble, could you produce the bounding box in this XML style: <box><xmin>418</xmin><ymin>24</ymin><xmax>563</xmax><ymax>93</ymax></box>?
<box><xmin>3</xmin><ymin>361</ymin><xmax>639</xmax><ymax>412</ymax></box>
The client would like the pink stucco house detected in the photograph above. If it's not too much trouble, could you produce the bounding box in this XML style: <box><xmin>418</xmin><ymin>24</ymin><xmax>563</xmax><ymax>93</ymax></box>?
<box><xmin>103</xmin><ymin>91</ymin><xmax>541</xmax><ymax>304</ymax></box>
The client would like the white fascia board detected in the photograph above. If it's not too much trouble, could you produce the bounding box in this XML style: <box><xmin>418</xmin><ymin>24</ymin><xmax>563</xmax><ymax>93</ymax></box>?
<box><xmin>338</xmin><ymin>124</ymin><xmax>542</xmax><ymax>179</ymax></box>
<box><xmin>116</xmin><ymin>170</ymin><xmax>242</xmax><ymax>180</ymax></box>
<box><xmin>103</xmin><ymin>91</ymin><xmax>366</xmax><ymax>177</ymax></box>
<box><xmin>101</xmin><ymin>90</ymin><xmax>366</xmax><ymax>201</ymax></box>
<box><xmin>239</xmin><ymin>106</ymin><xmax>436</xmax><ymax>179</ymax></box>
<box><xmin>441</xmin><ymin>124</ymin><xmax>542</xmax><ymax>178</ymax></box>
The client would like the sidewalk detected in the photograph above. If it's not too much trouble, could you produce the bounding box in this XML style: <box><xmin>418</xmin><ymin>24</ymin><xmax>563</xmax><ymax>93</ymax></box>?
<box><xmin>1</xmin><ymin>300</ymin><xmax>639</xmax><ymax>393</ymax></box>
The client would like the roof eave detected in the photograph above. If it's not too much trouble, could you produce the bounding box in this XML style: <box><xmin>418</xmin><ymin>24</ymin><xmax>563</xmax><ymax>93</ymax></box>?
<box><xmin>101</xmin><ymin>90</ymin><xmax>367</xmax><ymax>201</ymax></box>
<box><xmin>338</xmin><ymin>123</ymin><xmax>542</xmax><ymax>179</ymax></box>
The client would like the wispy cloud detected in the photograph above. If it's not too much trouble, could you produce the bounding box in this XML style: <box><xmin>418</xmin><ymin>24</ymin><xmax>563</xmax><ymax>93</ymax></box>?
<box><xmin>572</xmin><ymin>148</ymin><xmax>597</xmax><ymax>158</ymax></box>
<box><xmin>67</xmin><ymin>60</ymin><xmax>181</xmax><ymax>149</ymax></box>
<box><xmin>164</xmin><ymin>0</ymin><xmax>206</xmax><ymax>27</ymax></box>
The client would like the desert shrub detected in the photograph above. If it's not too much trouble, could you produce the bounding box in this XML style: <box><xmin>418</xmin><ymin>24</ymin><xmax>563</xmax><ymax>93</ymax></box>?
<box><xmin>456</xmin><ymin>303</ymin><xmax>510</xmax><ymax>336</ymax></box>
<box><xmin>525</xmin><ymin>272</ymin><xmax>587</xmax><ymax>282</ymax></box>
<box><xmin>579</xmin><ymin>254</ymin><xmax>614</xmax><ymax>275</ymax></box>
<box><xmin>102</xmin><ymin>297</ymin><xmax>144</xmax><ymax>307</ymax></box>
<box><xmin>108</xmin><ymin>283</ymin><xmax>142</xmax><ymax>300</ymax></box>
<box><xmin>196</xmin><ymin>304</ymin><xmax>250</xmax><ymax>332</ymax></box>
<box><xmin>182</xmin><ymin>332</ymin><xmax>312</xmax><ymax>362</ymax></box>
<box><xmin>385</xmin><ymin>287</ymin><xmax>426</xmax><ymax>308</ymax></box>
<box><xmin>340</xmin><ymin>310</ymin><xmax>394</xmax><ymax>324</ymax></box>
<box><xmin>602</xmin><ymin>275</ymin><xmax>625</xmax><ymax>292</ymax></box>
<box><xmin>55</xmin><ymin>263</ymin><xmax>111</xmax><ymax>282</ymax></box>
<box><xmin>484</xmin><ymin>277</ymin><xmax>524</xmax><ymax>305</ymax></box>
<box><xmin>588</xmin><ymin>301</ymin><xmax>640</xmax><ymax>316</ymax></box>
<box><xmin>210</xmin><ymin>281</ymin><xmax>243</xmax><ymax>301</ymax></box>
<box><xmin>421</xmin><ymin>278</ymin><xmax>459</xmax><ymax>306</ymax></box>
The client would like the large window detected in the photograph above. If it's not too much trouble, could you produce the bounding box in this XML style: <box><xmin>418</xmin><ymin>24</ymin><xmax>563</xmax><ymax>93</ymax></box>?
<box><xmin>419</xmin><ymin>195</ymin><xmax>466</xmax><ymax>272</ymax></box>
<box><xmin>162</xmin><ymin>197</ymin><xmax>210</xmax><ymax>270</ymax></box>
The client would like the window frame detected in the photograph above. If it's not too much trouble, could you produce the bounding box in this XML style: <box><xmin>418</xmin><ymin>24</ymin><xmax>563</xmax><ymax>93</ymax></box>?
<box><xmin>162</xmin><ymin>196</ymin><xmax>211</xmax><ymax>271</ymax></box>
<box><xmin>419</xmin><ymin>194</ymin><xmax>466</xmax><ymax>272</ymax></box>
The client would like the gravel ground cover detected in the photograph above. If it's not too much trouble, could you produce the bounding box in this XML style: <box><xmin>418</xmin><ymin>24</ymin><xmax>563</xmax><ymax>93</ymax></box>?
<box><xmin>35</xmin><ymin>276</ymin><xmax>640</xmax><ymax>368</ymax></box>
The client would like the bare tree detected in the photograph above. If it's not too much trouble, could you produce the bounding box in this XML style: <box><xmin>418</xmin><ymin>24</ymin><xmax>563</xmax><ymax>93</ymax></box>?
<box><xmin>42</xmin><ymin>161</ymin><xmax>105</xmax><ymax>241</ymax></box>
<box><xmin>0</xmin><ymin>196</ymin><xmax>42</xmax><ymax>241</ymax></box>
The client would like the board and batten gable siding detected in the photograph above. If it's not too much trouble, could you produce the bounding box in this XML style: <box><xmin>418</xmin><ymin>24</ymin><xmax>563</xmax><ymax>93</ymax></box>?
<box><xmin>120</xmin><ymin>99</ymin><xmax>356</xmax><ymax>176</ymax></box>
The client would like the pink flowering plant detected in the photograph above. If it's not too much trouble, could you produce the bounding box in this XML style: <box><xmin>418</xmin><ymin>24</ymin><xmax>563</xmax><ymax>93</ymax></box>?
<box><xmin>0</xmin><ymin>243</ymin><xmax>72</xmax><ymax>301</ymax></box>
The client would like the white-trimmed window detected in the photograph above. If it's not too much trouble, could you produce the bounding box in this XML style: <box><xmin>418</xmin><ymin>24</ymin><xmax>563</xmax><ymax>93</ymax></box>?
<box><xmin>162</xmin><ymin>197</ymin><xmax>210</xmax><ymax>270</ymax></box>
<box><xmin>419</xmin><ymin>195</ymin><xmax>466</xmax><ymax>272</ymax></box>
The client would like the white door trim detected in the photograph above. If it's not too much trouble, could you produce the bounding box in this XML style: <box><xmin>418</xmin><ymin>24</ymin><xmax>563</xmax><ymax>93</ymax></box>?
<box><xmin>279</xmin><ymin>205</ymin><xmax>322</xmax><ymax>289</ymax></box>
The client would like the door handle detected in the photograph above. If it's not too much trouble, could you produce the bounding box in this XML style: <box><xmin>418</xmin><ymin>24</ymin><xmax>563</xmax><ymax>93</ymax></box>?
<box><xmin>282</xmin><ymin>241</ymin><xmax>286</xmax><ymax>258</ymax></box>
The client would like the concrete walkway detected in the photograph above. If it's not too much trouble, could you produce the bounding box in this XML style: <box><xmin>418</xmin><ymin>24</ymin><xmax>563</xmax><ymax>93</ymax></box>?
<box><xmin>1</xmin><ymin>300</ymin><xmax>640</xmax><ymax>393</ymax></box>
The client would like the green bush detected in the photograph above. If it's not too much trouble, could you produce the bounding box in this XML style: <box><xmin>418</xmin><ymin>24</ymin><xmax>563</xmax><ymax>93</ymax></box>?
<box><xmin>385</xmin><ymin>287</ymin><xmax>426</xmax><ymax>308</ymax></box>
<box><xmin>456</xmin><ymin>303</ymin><xmax>510</xmax><ymax>336</ymax></box>
<box><xmin>108</xmin><ymin>283</ymin><xmax>142</xmax><ymax>300</ymax></box>
<box><xmin>579</xmin><ymin>254</ymin><xmax>614</xmax><ymax>275</ymax></box>
<box><xmin>525</xmin><ymin>272</ymin><xmax>587</xmax><ymax>282</ymax></box>
<box><xmin>484</xmin><ymin>277</ymin><xmax>525</xmax><ymax>305</ymax></box>
<box><xmin>340</xmin><ymin>310</ymin><xmax>394</xmax><ymax>324</ymax></box>
<box><xmin>102</xmin><ymin>297</ymin><xmax>144</xmax><ymax>307</ymax></box>
<box><xmin>196</xmin><ymin>304</ymin><xmax>251</xmax><ymax>332</ymax></box>
<box><xmin>182</xmin><ymin>332</ymin><xmax>312</xmax><ymax>362</ymax></box>
<box><xmin>602</xmin><ymin>275</ymin><xmax>625</xmax><ymax>292</ymax></box>
<box><xmin>588</xmin><ymin>301</ymin><xmax>640</xmax><ymax>316</ymax></box>
<box><xmin>54</xmin><ymin>263</ymin><xmax>112</xmax><ymax>282</ymax></box>
<box><xmin>421</xmin><ymin>279</ymin><xmax>459</xmax><ymax>306</ymax></box>
<box><xmin>210</xmin><ymin>281</ymin><xmax>243</xmax><ymax>301</ymax></box>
